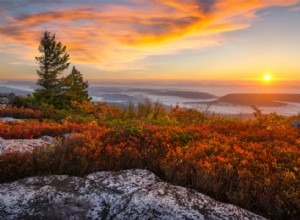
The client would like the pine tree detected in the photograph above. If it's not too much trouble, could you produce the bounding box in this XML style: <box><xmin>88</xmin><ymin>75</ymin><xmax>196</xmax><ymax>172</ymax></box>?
<box><xmin>33</xmin><ymin>31</ymin><xmax>70</xmax><ymax>106</ymax></box>
<box><xmin>61</xmin><ymin>66</ymin><xmax>90</xmax><ymax>107</ymax></box>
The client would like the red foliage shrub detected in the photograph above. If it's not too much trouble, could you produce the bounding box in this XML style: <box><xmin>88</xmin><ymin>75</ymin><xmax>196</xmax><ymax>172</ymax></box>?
<box><xmin>0</xmin><ymin>107</ymin><xmax>44</xmax><ymax>120</ymax></box>
<box><xmin>0</xmin><ymin>112</ymin><xmax>299</xmax><ymax>219</ymax></box>
<box><xmin>0</xmin><ymin>121</ymin><xmax>102</xmax><ymax>139</ymax></box>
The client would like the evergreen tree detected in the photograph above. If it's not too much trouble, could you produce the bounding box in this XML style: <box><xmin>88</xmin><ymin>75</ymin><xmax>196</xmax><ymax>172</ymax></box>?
<box><xmin>61</xmin><ymin>66</ymin><xmax>90</xmax><ymax>107</ymax></box>
<box><xmin>33</xmin><ymin>31</ymin><xmax>70</xmax><ymax>106</ymax></box>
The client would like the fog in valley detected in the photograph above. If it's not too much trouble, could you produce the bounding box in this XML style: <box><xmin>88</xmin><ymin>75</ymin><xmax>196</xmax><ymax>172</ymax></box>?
<box><xmin>1</xmin><ymin>80</ymin><xmax>300</xmax><ymax>116</ymax></box>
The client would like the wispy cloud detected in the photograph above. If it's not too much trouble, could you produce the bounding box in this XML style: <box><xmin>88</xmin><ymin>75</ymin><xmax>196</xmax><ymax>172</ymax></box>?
<box><xmin>0</xmin><ymin>0</ymin><xmax>299</xmax><ymax>70</ymax></box>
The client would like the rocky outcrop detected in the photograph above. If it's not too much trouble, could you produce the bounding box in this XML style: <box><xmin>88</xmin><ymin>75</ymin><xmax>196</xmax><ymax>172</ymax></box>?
<box><xmin>0</xmin><ymin>117</ymin><xmax>25</xmax><ymax>123</ymax></box>
<box><xmin>0</xmin><ymin>169</ymin><xmax>266</xmax><ymax>220</ymax></box>
<box><xmin>0</xmin><ymin>93</ymin><xmax>15</xmax><ymax>107</ymax></box>
<box><xmin>0</xmin><ymin>136</ymin><xmax>56</xmax><ymax>154</ymax></box>
<box><xmin>292</xmin><ymin>120</ymin><xmax>300</xmax><ymax>129</ymax></box>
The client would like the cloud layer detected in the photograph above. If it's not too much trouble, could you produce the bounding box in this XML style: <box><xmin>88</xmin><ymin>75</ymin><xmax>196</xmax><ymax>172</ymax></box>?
<box><xmin>0</xmin><ymin>0</ymin><xmax>299</xmax><ymax>70</ymax></box>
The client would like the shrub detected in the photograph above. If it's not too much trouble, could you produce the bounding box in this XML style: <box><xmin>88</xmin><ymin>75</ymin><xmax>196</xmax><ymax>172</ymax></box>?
<box><xmin>11</xmin><ymin>95</ymin><xmax>39</xmax><ymax>109</ymax></box>
<box><xmin>168</xmin><ymin>104</ymin><xmax>206</xmax><ymax>125</ymax></box>
<box><xmin>0</xmin><ymin>108</ymin><xmax>299</xmax><ymax>219</ymax></box>
<box><xmin>0</xmin><ymin>107</ymin><xmax>44</xmax><ymax>120</ymax></box>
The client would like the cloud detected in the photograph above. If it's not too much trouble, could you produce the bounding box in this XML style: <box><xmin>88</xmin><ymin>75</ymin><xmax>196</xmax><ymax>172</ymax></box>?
<box><xmin>0</xmin><ymin>0</ymin><xmax>60</xmax><ymax>9</ymax></box>
<box><xmin>0</xmin><ymin>0</ymin><xmax>299</xmax><ymax>71</ymax></box>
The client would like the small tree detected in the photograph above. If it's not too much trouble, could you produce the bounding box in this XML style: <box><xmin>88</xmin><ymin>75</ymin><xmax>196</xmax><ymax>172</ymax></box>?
<box><xmin>60</xmin><ymin>66</ymin><xmax>90</xmax><ymax>108</ymax></box>
<box><xmin>33</xmin><ymin>31</ymin><xmax>70</xmax><ymax>106</ymax></box>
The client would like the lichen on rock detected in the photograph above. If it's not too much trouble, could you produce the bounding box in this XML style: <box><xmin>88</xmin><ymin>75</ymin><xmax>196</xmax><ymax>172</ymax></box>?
<box><xmin>0</xmin><ymin>169</ymin><xmax>266</xmax><ymax>220</ymax></box>
<box><xmin>0</xmin><ymin>136</ymin><xmax>56</xmax><ymax>154</ymax></box>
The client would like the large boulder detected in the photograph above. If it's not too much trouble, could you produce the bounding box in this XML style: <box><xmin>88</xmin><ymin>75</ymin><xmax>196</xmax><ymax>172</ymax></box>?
<box><xmin>0</xmin><ymin>169</ymin><xmax>266</xmax><ymax>220</ymax></box>
<box><xmin>0</xmin><ymin>136</ymin><xmax>56</xmax><ymax>154</ymax></box>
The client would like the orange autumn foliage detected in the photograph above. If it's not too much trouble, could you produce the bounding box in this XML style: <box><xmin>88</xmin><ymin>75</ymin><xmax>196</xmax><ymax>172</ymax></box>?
<box><xmin>0</xmin><ymin>106</ymin><xmax>299</xmax><ymax>219</ymax></box>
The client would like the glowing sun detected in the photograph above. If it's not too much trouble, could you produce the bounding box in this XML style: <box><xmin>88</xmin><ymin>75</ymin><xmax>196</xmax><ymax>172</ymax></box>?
<box><xmin>264</xmin><ymin>74</ymin><xmax>271</xmax><ymax>81</ymax></box>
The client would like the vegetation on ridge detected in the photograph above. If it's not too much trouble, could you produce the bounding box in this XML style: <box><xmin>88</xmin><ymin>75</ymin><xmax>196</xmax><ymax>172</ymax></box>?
<box><xmin>0</xmin><ymin>104</ymin><xmax>299</xmax><ymax>220</ymax></box>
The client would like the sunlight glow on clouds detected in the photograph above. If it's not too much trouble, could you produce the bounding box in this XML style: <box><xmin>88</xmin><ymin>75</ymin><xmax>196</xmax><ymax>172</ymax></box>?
<box><xmin>0</xmin><ymin>0</ymin><xmax>299</xmax><ymax>76</ymax></box>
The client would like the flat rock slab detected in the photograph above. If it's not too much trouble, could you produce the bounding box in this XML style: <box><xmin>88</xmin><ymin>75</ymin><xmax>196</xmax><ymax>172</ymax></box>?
<box><xmin>0</xmin><ymin>117</ymin><xmax>25</xmax><ymax>123</ymax></box>
<box><xmin>0</xmin><ymin>169</ymin><xmax>266</xmax><ymax>220</ymax></box>
<box><xmin>0</xmin><ymin>136</ymin><xmax>56</xmax><ymax>154</ymax></box>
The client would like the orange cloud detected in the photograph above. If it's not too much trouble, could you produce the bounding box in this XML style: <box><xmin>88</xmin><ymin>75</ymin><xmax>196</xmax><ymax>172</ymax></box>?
<box><xmin>0</xmin><ymin>0</ymin><xmax>299</xmax><ymax>71</ymax></box>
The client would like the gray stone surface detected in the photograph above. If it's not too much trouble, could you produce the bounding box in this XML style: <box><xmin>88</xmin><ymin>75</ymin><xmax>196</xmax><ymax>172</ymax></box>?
<box><xmin>0</xmin><ymin>169</ymin><xmax>266</xmax><ymax>220</ymax></box>
<box><xmin>0</xmin><ymin>136</ymin><xmax>56</xmax><ymax>154</ymax></box>
<box><xmin>63</xmin><ymin>132</ymin><xmax>84</xmax><ymax>139</ymax></box>
<box><xmin>292</xmin><ymin>120</ymin><xmax>300</xmax><ymax>129</ymax></box>
<box><xmin>0</xmin><ymin>117</ymin><xmax>25</xmax><ymax>123</ymax></box>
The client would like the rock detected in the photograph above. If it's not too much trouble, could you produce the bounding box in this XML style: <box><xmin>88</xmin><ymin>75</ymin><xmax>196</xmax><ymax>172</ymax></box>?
<box><xmin>0</xmin><ymin>117</ymin><xmax>25</xmax><ymax>123</ymax></box>
<box><xmin>39</xmin><ymin>135</ymin><xmax>56</xmax><ymax>144</ymax></box>
<box><xmin>0</xmin><ymin>169</ymin><xmax>266</xmax><ymax>220</ymax></box>
<box><xmin>0</xmin><ymin>97</ymin><xmax>9</xmax><ymax>107</ymax></box>
<box><xmin>0</xmin><ymin>137</ymin><xmax>5</xmax><ymax>153</ymax></box>
<box><xmin>0</xmin><ymin>136</ymin><xmax>56</xmax><ymax>154</ymax></box>
<box><xmin>292</xmin><ymin>120</ymin><xmax>300</xmax><ymax>129</ymax></box>
<box><xmin>0</xmin><ymin>93</ymin><xmax>15</xmax><ymax>107</ymax></box>
<box><xmin>63</xmin><ymin>133</ymin><xmax>84</xmax><ymax>139</ymax></box>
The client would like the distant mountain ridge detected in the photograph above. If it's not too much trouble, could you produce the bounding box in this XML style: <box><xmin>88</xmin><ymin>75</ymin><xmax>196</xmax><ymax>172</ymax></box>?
<box><xmin>0</xmin><ymin>86</ymin><xmax>29</xmax><ymax>96</ymax></box>
<box><xmin>186</xmin><ymin>93</ymin><xmax>300</xmax><ymax>107</ymax></box>
<box><xmin>218</xmin><ymin>93</ymin><xmax>300</xmax><ymax>106</ymax></box>
<box><xmin>89</xmin><ymin>87</ymin><xmax>217</xmax><ymax>100</ymax></box>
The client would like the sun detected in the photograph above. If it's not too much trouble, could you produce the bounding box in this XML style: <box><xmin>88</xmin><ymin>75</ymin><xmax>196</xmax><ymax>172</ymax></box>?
<box><xmin>264</xmin><ymin>74</ymin><xmax>271</xmax><ymax>81</ymax></box>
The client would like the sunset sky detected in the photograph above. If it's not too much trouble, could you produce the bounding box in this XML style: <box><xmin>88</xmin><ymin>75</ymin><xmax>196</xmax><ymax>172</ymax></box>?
<box><xmin>0</xmin><ymin>0</ymin><xmax>299</xmax><ymax>81</ymax></box>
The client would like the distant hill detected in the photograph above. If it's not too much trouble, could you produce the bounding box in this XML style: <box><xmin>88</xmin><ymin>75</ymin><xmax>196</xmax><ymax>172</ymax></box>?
<box><xmin>217</xmin><ymin>93</ymin><xmax>300</xmax><ymax>106</ymax></box>
<box><xmin>2</xmin><ymin>81</ymin><xmax>35</xmax><ymax>86</ymax></box>
<box><xmin>0</xmin><ymin>85</ymin><xmax>30</xmax><ymax>96</ymax></box>
<box><xmin>89</xmin><ymin>87</ymin><xmax>217</xmax><ymax>100</ymax></box>
<box><xmin>185</xmin><ymin>93</ymin><xmax>300</xmax><ymax>107</ymax></box>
